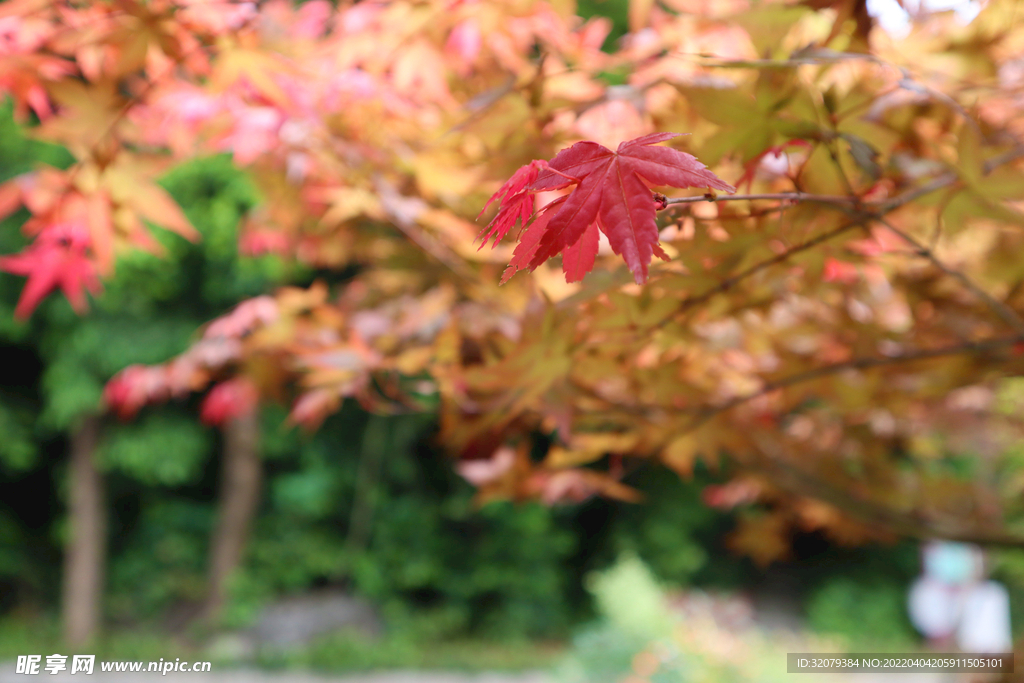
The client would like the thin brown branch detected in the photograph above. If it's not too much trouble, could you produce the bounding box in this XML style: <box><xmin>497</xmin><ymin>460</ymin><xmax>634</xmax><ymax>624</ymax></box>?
<box><xmin>665</xmin><ymin>146</ymin><xmax>1024</xmax><ymax>214</ymax></box>
<box><xmin>373</xmin><ymin>176</ymin><xmax>476</xmax><ymax>281</ymax></box>
<box><xmin>742</xmin><ymin>449</ymin><xmax>1024</xmax><ymax>548</ymax></box>
<box><xmin>658</xmin><ymin>146</ymin><xmax>1024</xmax><ymax>329</ymax></box>
<box><xmin>876</xmin><ymin>145</ymin><xmax>1024</xmax><ymax>212</ymax></box>
<box><xmin>668</xmin><ymin>216</ymin><xmax>867</xmax><ymax>319</ymax></box>
<box><xmin>685</xmin><ymin>334</ymin><xmax>1024</xmax><ymax>433</ymax></box>
<box><xmin>876</xmin><ymin>216</ymin><xmax>1024</xmax><ymax>336</ymax></box>
<box><xmin>664</xmin><ymin>192</ymin><xmax>858</xmax><ymax>206</ymax></box>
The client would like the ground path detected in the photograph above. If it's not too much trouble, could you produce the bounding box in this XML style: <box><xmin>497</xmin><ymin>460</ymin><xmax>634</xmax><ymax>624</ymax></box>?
<box><xmin>0</xmin><ymin>662</ymin><xmax>956</xmax><ymax>683</ymax></box>
<box><xmin>2</xmin><ymin>666</ymin><xmax>549</xmax><ymax>683</ymax></box>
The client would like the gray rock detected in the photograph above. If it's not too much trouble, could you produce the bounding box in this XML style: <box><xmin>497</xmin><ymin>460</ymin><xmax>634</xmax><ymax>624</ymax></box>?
<box><xmin>250</xmin><ymin>591</ymin><xmax>383</xmax><ymax>649</ymax></box>
<box><xmin>206</xmin><ymin>632</ymin><xmax>258</xmax><ymax>662</ymax></box>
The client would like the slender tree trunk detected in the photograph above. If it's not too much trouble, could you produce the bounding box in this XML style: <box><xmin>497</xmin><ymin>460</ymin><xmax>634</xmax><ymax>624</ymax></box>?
<box><xmin>62</xmin><ymin>415</ymin><xmax>104</xmax><ymax>646</ymax></box>
<box><xmin>202</xmin><ymin>409</ymin><xmax>261</xmax><ymax>623</ymax></box>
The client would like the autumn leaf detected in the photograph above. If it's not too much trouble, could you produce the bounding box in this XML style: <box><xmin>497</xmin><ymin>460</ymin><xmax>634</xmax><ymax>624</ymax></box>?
<box><xmin>499</xmin><ymin>194</ymin><xmax>567</xmax><ymax>284</ymax></box>
<box><xmin>822</xmin><ymin>257</ymin><xmax>859</xmax><ymax>283</ymax></box>
<box><xmin>477</xmin><ymin>160</ymin><xmax>550</xmax><ymax>249</ymax></box>
<box><xmin>104</xmin><ymin>364</ymin><xmax>171</xmax><ymax>420</ymax></box>
<box><xmin>199</xmin><ymin>377</ymin><xmax>259</xmax><ymax>426</ymax></box>
<box><xmin>0</xmin><ymin>223</ymin><xmax>101</xmax><ymax>319</ymax></box>
<box><xmin>727</xmin><ymin>512</ymin><xmax>792</xmax><ymax>567</ymax></box>
<box><xmin>484</xmin><ymin>133</ymin><xmax>734</xmax><ymax>284</ymax></box>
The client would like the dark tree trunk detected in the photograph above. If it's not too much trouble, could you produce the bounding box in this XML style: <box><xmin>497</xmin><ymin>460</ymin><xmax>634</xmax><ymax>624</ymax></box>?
<box><xmin>201</xmin><ymin>409</ymin><xmax>261</xmax><ymax>623</ymax></box>
<box><xmin>62</xmin><ymin>415</ymin><xmax>105</xmax><ymax>646</ymax></box>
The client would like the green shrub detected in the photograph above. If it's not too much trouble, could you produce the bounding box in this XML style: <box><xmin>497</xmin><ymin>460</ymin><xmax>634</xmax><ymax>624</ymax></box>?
<box><xmin>805</xmin><ymin>576</ymin><xmax>917</xmax><ymax>648</ymax></box>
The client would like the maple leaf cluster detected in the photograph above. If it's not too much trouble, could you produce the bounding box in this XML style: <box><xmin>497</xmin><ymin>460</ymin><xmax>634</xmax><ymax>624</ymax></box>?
<box><xmin>0</xmin><ymin>223</ymin><xmax>100</xmax><ymax>319</ymax></box>
<box><xmin>0</xmin><ymin>0</ymin><xmax>250</xmax><ymax>315</ymax></box>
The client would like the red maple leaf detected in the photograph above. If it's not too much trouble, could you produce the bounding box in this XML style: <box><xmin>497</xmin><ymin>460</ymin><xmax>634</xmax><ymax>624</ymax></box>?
<box><xmin>104</xmin><ymin>364</ymin><xmax>171</xmax><ymax>420</ymax></box>
<box><xmin>0</xmin><ymin>223</ymin><xmax>102</xmax><ymax>319</ymax></box>
<box><xmin>483</xmin><ymin>133</ymin><xmax>734</xmax><ymax>284</ymax></box>
<box><xmin>199</xmin><ymin>377</ymin><xmax>259</xmax><ymax>426</ymax></box>
<box><xmin>822</xmin><ymin>257</ymin><xmax>860</xmax><ymax>284</ymax></box>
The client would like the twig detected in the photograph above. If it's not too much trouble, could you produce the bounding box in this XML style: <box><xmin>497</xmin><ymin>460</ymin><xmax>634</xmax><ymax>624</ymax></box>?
<box><xmin>664</xmin><ymin>192</ymin><xmax>858</xmax><ymax>206</ymax></box>
<box><xmin>684</xmin><ymin>334</ymin><xmax>1024</xmax><ymax>433</ymax></box>
<box><xmin>742</xmin><ymin>446</ymin><xmax>1024</xmax><ymax>548</ymax></box>
<box><xmin>660</xmin><ymin>146</ymin><xmax>1024</xmax><ymax>329</ymax></box>
<box><xmin>876</xmin><ymin>215</ymin><xmax>1024</xmax><ymax>336</ymax></box>
<box><xmin>667</xmin><ymin>216</ymin><xmax>867</xmax><ymax>319</ymax></box>
<box><xmin>373</xmin><ymin>176</ymin><xmax>476</xmax><ymax>281</ymax></box>
<box><xmin>665</xmin><ymin>146</ymin><xmax>1024</xmax><ymax>213</ymax></box>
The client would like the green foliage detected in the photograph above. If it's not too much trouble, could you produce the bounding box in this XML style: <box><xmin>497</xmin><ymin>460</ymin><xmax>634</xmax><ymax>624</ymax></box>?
<box><xmin>107</xmin><ymin>500</ymin><xmax>211</xmax><ymax>620</ymax></box>
<box><xmin>989</xmin><ymin>548</ymin><xmax>1024</xmax><ymax>638</ymax></box>
<box><xmin>559</xmin><ymin>555</ymin><xmax>814</xmax><ymax>683</ymax></box>
<box><xmin>0</xmin><ymin>616</ymin><xmax>191</xmax><ymax>663</ymax></box>
<box><xmin>38</xmin><ymin>354</ymin><xmax>104</xmax><ymax>430</ymax></box>
<box><xmin>611</xmin><ymin>470</ymin><xmax>721</xmax><ymax>586</ymax></box>
<box><xmin>549</xmin><ymin>556</ymin><xmax>669</xmax><ymax>683</ymax></box>
<box><xmin>223</xmin><ymin>524</ymin><xmax>350</xmax><ymax>628</ymax></box>
<box><xmin>98</xmin><ymin>413</ymin><xmax>211</xmax><ymax>486</ymax></box>
<box><xmin>304</xmin><ymin>634</ymin><xmax>563</xmax><ymax>672</ymax></box>
<box><xmin>0</xmin><ymin>511</ymin><xmax>32</xmax><ymax>589</ymax></box>
<box><xmin>0</xmin><ymin>395</ymin><xmax>37</xmax><ymax>470</ymax></box>
<box><xmin>0</xmin><ymin>100</ymin><xmax>74</xmax><ymax>183</ymax></box>
<box><xmin>558</xmin><ymin>555</ymin><xmax>679</xmax><ymax>683</ymax></box>
<box><xmin>225</xmin><ymin>408</ymin><xmax>579</xmax><ymax>639</ymax></box>
<box><xmin>249</xmin><ymin>630</ymin><xmax>564</xmax><ymax>673</ymax></box>
<box><xmin>587</xmin><ymin>553</ymin><xmax>673</xmax><ymax>640</ymax></box>
<box><xmin>576</xmin><ymin>0</ymin><xmax>630</xmax><ymax>50</ymax></box>
<box><xmin>0</xmin><ymin>618</ymin><xmax>60</xmax><ymax>661</ymax></box>
<box><xmin>804</xmin><ymin>576</ymin><xmax>917</xmax><ymax>648</ymax></box>
<box><xmin>38</xmin><ymin>316</ymin><xmax>200</xmax><ymax>429</ymax></box>
<box><xmin>356</xmin><ymin>497</ymin><xmax>576</xmax><ymax>638</ymax></box>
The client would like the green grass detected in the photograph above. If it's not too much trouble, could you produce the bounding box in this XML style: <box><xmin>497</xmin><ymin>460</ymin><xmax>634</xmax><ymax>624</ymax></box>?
<box><xmin>0</xmin><ymin>617</ymin><xmax>564</xmax><ymax>673</ymax></box>
<box><xmin>0</xmin><ymin>618</ymin><xmax>192</xmax><ymax>662</ymax></box>
<box><xmin>262</xmin><ymin>632</ymin><xmax>564</xmax><ymax>673</ymax></box>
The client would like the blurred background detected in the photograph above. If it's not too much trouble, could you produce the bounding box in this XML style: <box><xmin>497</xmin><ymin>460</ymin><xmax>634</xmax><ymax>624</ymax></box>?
<box><xmin>0</xmin><ymin>0</ymin><xmax>1021</xmax><ymax>682</ymax></box>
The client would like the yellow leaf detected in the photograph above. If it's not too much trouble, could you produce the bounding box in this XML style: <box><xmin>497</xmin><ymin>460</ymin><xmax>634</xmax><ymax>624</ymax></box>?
<box><xmin>395</xmin><ymin>346</ymin><xmax>434</xmax><ymax>375</ymax></box>
<box><xmin>629</xmin><ymin>0</ymin><xmax>655</xmax><ymax>32</ymax></box>
<box><xmin>730</xmin><ymin>5</ymin><xmax>810</xmax><ymax>57</ymax></box>
<box><xmin>571</xmin><ymin>432</ymin><xmax>640</xmax><ymax>454</ymax></box>
<box><xmin>544</xmin><ymin>446</ymin><xmax>605</xmax><ymax>469</ymax></box>
<box><xmin>38</xmin><ymin>80</ymin><xmax>125</xmax><ymax>152</ymax></box>
<box><xmin>412</xmin><ymin>151</ymin><xmax>482</xmax><ymax>201</ymax></box>
<box><xmin>956</xmin><ymin>123</ymin><xmax>984</xmax><ymax>188</ymax></box>
<box><xmin>662</xmin><ymin>434</ymin><xmax>698</xmax><ymax>476</ymax></box>
<box><xmin>213</xmin><ymin>48</ymin><xmax>292</xmax><ymax>107</ymax></box>
<box><xmin>317</xmin><ymin>187</ymin><xmax>384</xmax><ymax>227</ymax></box>
<box><xmin>727</xmin><ymin>513</ymin><xmax>791</xmax><ymax>567</ymax></box>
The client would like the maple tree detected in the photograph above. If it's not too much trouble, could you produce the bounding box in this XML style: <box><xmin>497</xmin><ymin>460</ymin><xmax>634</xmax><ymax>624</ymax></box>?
<box><xmin>3</xmin><ymin>0</ymin><xmax>1024</xmax><ymax>587</ymax></box>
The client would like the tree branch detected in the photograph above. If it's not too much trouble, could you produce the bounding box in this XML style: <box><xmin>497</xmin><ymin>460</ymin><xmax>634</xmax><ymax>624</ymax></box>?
<box><xmin>876</xmin><ymin>215</ymin><xmax>1024</xmax><ymax>336</ymax></box>
<box><xmin>668</xmin><ymin>216</ymin><xmax>868</xmax><ymax>318</ymax></box>
<box><xmin>742</xmin><ymin>446</ymin><xmax>1024</xmax><ymax>548</ymax></box>
<box><xmin>664</xmin><ymin>145</ymin><xmax>1024</xmax><ymax>213</ymax></box>
<box><xmin>684</xmin><ymin>334</ymin><xmax>1024</xmax><ymax>433</ymax></box>
<box><xmin>664</xmin><ymin>191</ymin><xmax>858</xmax><ymax>207</ymax></box>
<box><xmin>659</xmin><ymin>146</ymin><xmax>1024</xmax><ymax>328</ymax></box>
